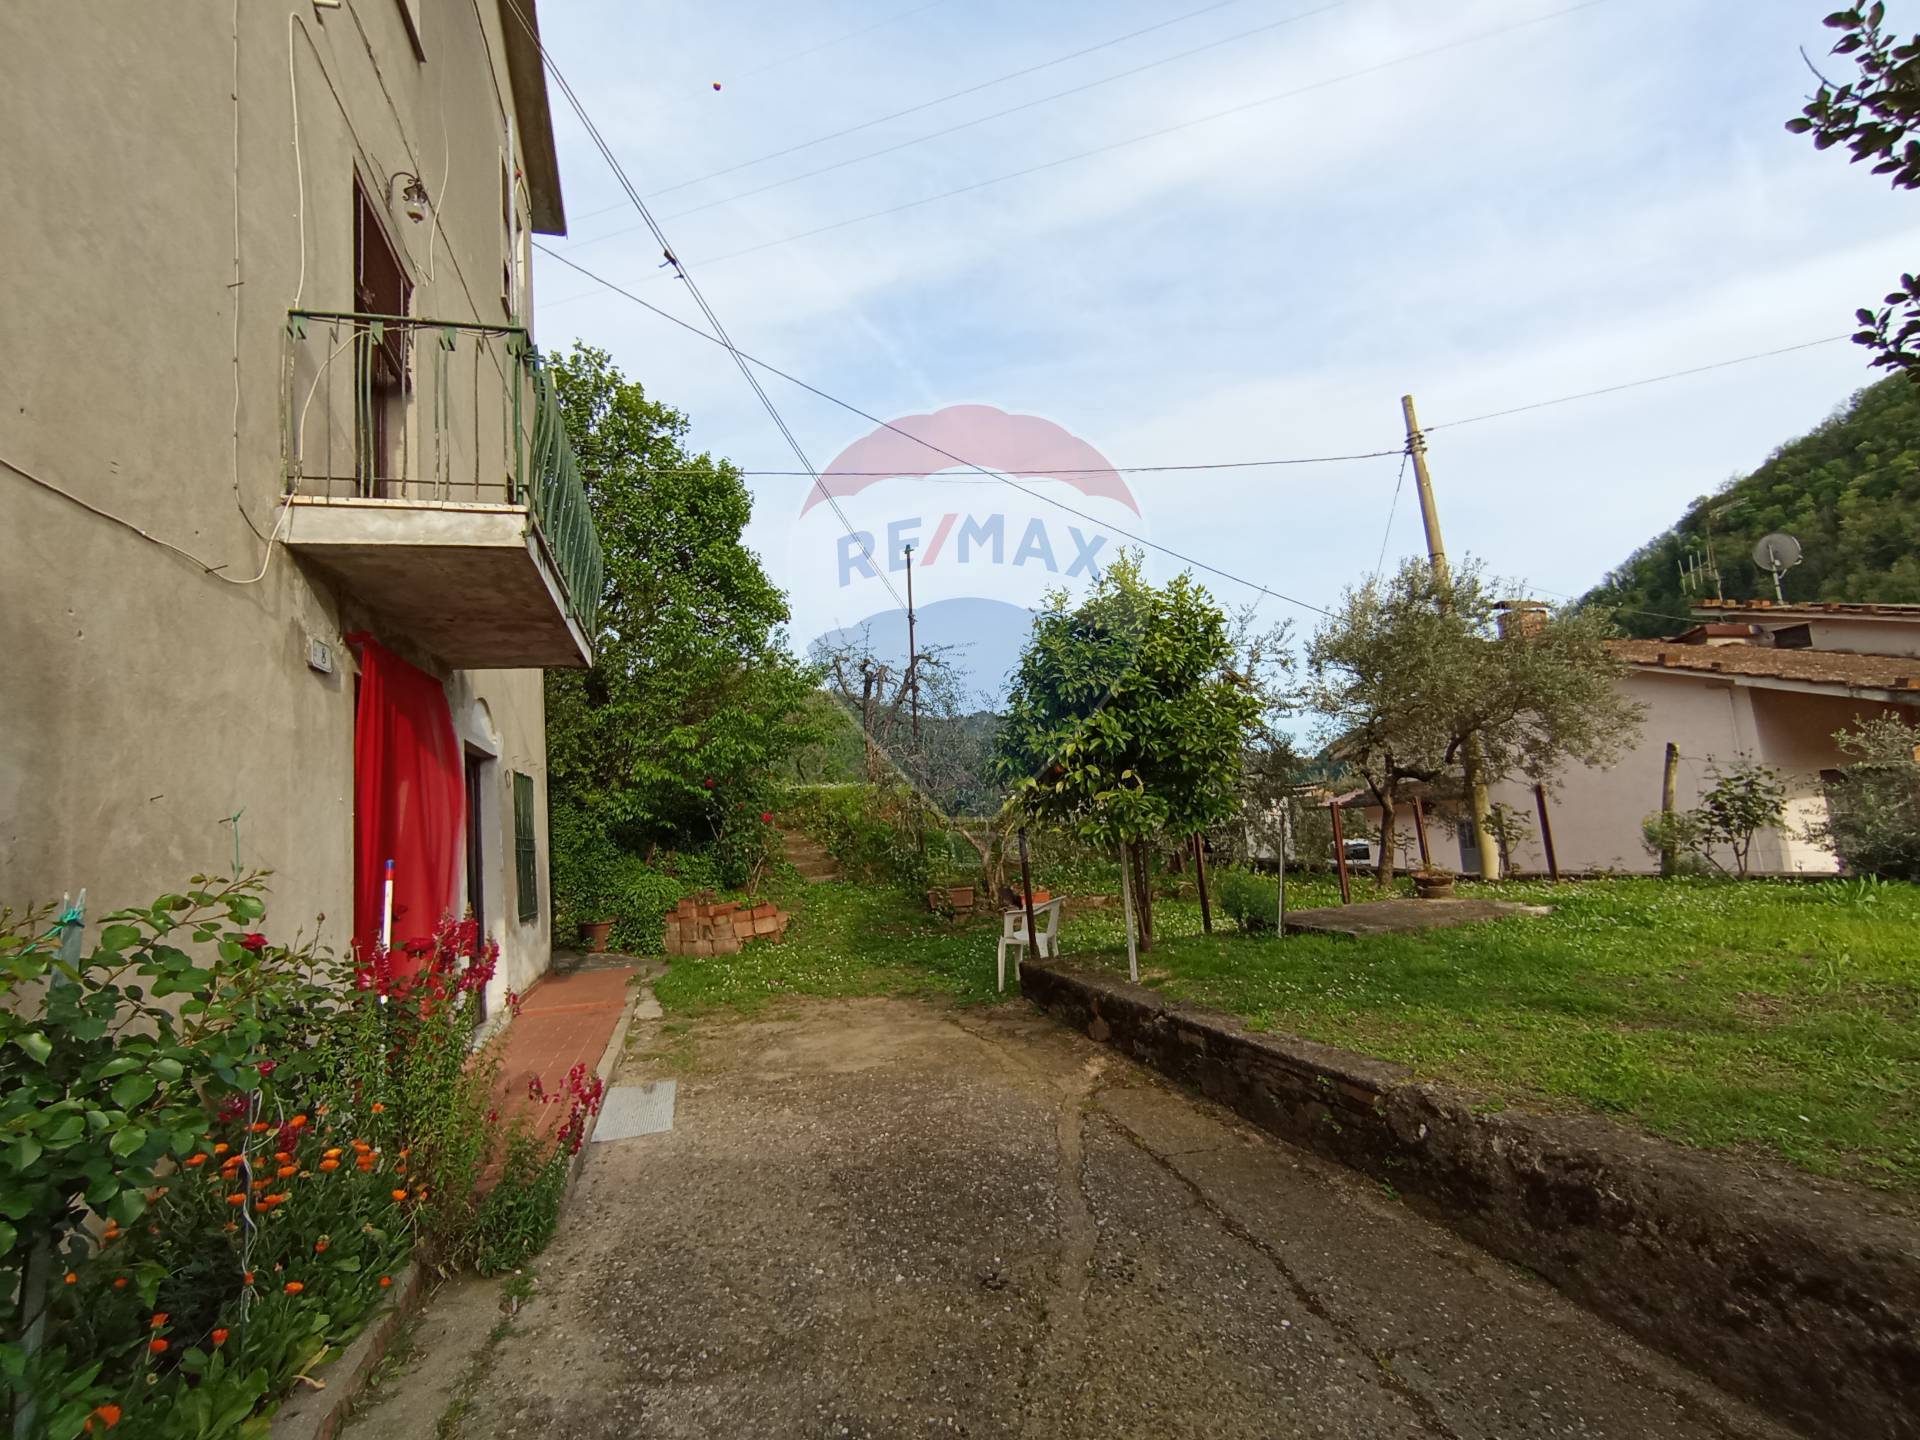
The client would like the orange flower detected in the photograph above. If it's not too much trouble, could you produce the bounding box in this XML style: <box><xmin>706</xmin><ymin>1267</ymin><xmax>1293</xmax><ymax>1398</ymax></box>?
<box><xmin>85</xmin><ymin>1402</ymin><xmax>121</xmax><ymax>1430</ymax></box>
<box><xmin>274</xmin><ymin>1151</ymin><xmax>293</xmax><ymax>1164</ymax></box>
<box><xmin>112</xmin><ymin>1277</ymin><xmax>128</xmax><ymax>1290</ymax></box>
<box><xmin>314</xmin><ymin>1238</ymin><xmax>330</xmax><ymax>1253</ymax></box>
<box><xmin>378</xmin><ymin>1275</ymin><xmax>393</xmax><ymax>1288</ymax></box>
<box><xmin>277</xmin><ymin>1165</ymin><xmax>298</xmax><ymax>1178</ymax></box>
<box><xmin>101</xmin><ymin>1223</ymin><xmax>119</xmax><ymax>1239</ymax></box>
<box><xmin>63</xmin><ymin>1271</ymin><xmax>77</xmax><ymax>1285</ymax></box>
<box><xmin>319</xmin><ymin>1159</ymin><xmax>340</xmax><ymax>1172</ymax></box>
<box><xmin>150</xmin><ymin>1312</ymin><xmax>169</xmax><ymax>1329</ymax></box>
<box><xmin>316</xmin><ymin>1104</ymin><xmax>330</xmax><ymax>1115</ymax></box>
<box><xmin>351</xmin><ymin>1139</ymin><xmax>370</xmax><ymax>1152</ymax></box>
<box><xmin>270</xmin><ymin>1192</ymin><xmax>290</xmax><ymax>1204</ymax></box>
<box><xmin>148</xmin><ymin>1337</ymin><xmax>168</xmax><ymax>1354</ymax></box>
<box><xmin>391</xmin><ymin>1189</ymin><xmax>408</xmax><ymax>1202</ymax></box>
<box><xmin>213</xmin><ymin>1142</ymin><xmax>230</xmax><ymax>1155</ymax></box>
<box><xmin>290</xmin><ymin>1114</ymin><xmax>309</xmax><ymax>1128</ymax></box>
<box><xmin>283</xmin><ymin>1281</ymin><xmax>305</xmax><ymax>1295</ymax></box>
<box><xmin>398</xmin><ymin>1148</ymin><xmax>411</xmax><ymax>1160</ymax></box>
<box><xmin>371</xmin><ymin>1102</ymin><xmax>386</xmax><ymax>1114</ymax></box>
<box><xmin>223</xmin><ymin>1222</ymin><xmax>238</xmax><ymax>1233</ymax></box>
<box><xmin>323</xmin><ymin>1147</ymin><xmax>344</xmax><ymax>1159</ymax></box>
<box><xmin>249</xmin><ymin>1122</ymin><xmax>271</xmax><ymax>1134</ymax></box>
<box><xmin>414</xmin><ymin>1187</ymin><xmax>429</xmax><ymax>1202</ymax></box>
<box><xmin>185</xmin><ymin>1154</ymin><xmax>208</xmax><ymax>1168</ymax></box>
<box><xmin>211</xmin><ymin>1328</ymin><xmax>229</xmax><ymax>1346</ymax></box>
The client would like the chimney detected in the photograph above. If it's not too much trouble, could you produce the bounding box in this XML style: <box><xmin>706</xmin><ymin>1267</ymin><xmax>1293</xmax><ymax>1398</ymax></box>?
<box><xmin>1495</xmin><ymin>600</ymin><xmax>1549</xmax><ymax>640</ymax></box>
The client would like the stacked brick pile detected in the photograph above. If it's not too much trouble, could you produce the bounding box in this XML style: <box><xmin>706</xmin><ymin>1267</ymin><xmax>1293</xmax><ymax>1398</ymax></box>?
<box><xmin>663</xmin><ymin>892</ymin><xmax>790</xmax><ymax>958</ymax></box>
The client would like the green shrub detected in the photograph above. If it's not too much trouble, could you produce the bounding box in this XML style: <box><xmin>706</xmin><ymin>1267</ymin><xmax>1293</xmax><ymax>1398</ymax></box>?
<box><xmin>1810</xmin><ymin>715</ymin><xmax>1920</xmax><ymax>881</ymax></box>
<box><xmin>550</xmin><ymin>805</ymin><xmax>697</xmax><ymax>954</ymax></box>
<box><xmin>1214</xmin><ymin>867</ymin><xmax>1280</xmax><ymax>933</ymax></box>
<box><xmin>781</xmin><ymin>783</ymin><xmax>934</xmax><ymax>894</ymax></box>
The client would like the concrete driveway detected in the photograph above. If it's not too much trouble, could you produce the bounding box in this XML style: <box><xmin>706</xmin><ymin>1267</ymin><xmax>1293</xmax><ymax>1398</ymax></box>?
<box><xmin>366</xmin><ymin>996</ymin><xmax>1794</xmax><ymax>1439</ymax></box>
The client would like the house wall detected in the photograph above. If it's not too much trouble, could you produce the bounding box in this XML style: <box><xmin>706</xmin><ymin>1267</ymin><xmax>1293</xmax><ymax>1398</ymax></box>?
<box><xmin>0</xmin><ymin>0</ymin><xmax>555</xmax><ymax>998</ymax></box>
<box><xmin>1787</xmin><ymin>618</ymin><xmax>1920</xmax><ymax>659</ymax></box>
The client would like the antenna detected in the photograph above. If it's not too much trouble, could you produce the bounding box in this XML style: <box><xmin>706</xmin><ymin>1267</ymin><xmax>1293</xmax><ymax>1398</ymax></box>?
<box><xmin>1751</xmin><ymin>532</ymin><xmax>1803</xmax><ymax>602</ymax></box>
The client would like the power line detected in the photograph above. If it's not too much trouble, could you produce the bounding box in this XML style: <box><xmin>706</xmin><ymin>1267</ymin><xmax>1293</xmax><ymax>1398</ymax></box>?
<box><xmin>573</xmin><ymin>0</ymin><xmax>1348</xmax><ymax>242</ymax></box>
<box><xmin>498</xmin><ymin>0</ymin><xmax>908</xmax><ymax>612</ymax></box>
<box><xmin>736</xmin><ymin>0</ymin><xmax>950</xmax><ymax>82</ymax></box>
<box><xmin>533</xmin><ymin>241</ymin><xmax>1337</xmax><ymax>618</ymax></box>
<box><xmin>630</xmin><ymin>0</ymin><xmax>1614</xmax><ymax>272</ymax></box>
<box><xmin>1427</xmin><ymin>336</ymin><xmax>1853</xmax><ymax>431</ymax></box>
<box><xmin>609</xmin><ymin>0</ymin><xmax>1255</xmax><ymax>214</ymax></box>
<box><xmin>1372</xmin><ymin>448</ymin><xmax>1409</xmax><ymax>583</ymax></box>
<box><xmin>736</xmin><ymin>449</ymin><xmax>1402</xmax><ymax>477</ymax></box>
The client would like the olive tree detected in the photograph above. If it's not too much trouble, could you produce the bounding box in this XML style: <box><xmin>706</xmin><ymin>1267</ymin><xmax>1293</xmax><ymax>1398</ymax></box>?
<box><xmin>1306</xmin><ymin>558</ymin><xmax>1643</xmax><ymax>890</ymax></box>
<box><xmin>994</xmin><ymin>553</ymin><xmax>1261</xmax><ymax>956</ymax></box>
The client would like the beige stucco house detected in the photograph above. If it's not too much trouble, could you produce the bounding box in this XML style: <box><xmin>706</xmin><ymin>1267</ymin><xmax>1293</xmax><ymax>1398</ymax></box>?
<box><xmin>1371</xmin><ymin>602</ymin><xmax>1920</xmax><ymax>877</ymax></box>
<box><xmin>0</xmin><ymin>0</ymin><xmax>598</xmax><ymax>1010</ymax></box>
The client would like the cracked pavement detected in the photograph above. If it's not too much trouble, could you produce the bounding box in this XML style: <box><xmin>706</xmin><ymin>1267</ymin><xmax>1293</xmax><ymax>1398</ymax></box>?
<box><xmin>407</xmin><ymin>997</ymin><xmax>1799</xmax><ymax>1439</ymax></box>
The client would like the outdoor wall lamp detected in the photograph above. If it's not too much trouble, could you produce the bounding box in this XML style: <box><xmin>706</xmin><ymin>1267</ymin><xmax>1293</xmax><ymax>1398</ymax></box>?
<box><xmin>389</xmin><ymin>171</ymin><xmax>431</xmax><ymax>224</ymax></box>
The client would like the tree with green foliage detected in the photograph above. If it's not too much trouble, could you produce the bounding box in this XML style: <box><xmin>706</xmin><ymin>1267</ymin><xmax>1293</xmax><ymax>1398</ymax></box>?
<box><xmin>1806</xmin><ymin>713</ymin><xmax>1920</xmax><ymax>878</ymax></box>
<box><xmin>1787</xmin><ymin>4</ymin><xmax>1920</xmax><ymax>376</ymax></box>
<box><xmin>994</xmin><ymin>554</ymin><xmax>1260</xmax><ymax>955</ymax></box>
<box><xmin>544</xmin><ymin>346</ymin><xmax>816</xmax><ymax>893</ymax></box>
<box><xmin>1583</xmin><ymin>376</ymin><xmax>1920</xmax><ymax>628</ymax></box>
<box><xmin>1308</xmin><ymin>559</ymin><xmax>1642</xmax><ymax>890</ymax></box>
<box><xmin>1694</xmin><ymin>760</ymin><xmax>1789</xmax><ymax>878</ymax></box>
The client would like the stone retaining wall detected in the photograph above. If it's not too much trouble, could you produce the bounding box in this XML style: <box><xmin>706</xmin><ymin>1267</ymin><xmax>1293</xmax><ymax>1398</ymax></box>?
<box><xmin>1021</xmin><ymin>961</ymin><xmax>1920</xmax><ymax>1440</ymax></box>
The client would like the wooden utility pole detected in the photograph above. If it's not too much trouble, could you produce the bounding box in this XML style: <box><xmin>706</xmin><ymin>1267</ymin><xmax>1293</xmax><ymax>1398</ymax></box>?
<box><xmin>903</xmin><ymin>542</ymin><xmax>920</xmax><ymax>742</ymax></box>
<box><xmin>1329</xmin><ymin>802</ymin><xmax>1352</xmax><ymax>906</ymax></box>
<box><xmin>1401</xmin><ymin>394</ymin><xmax>1501</xmax><ymax>881</ymax></box>
<box><xmin>1192</xmin><ymin>834</ymin><xmax>1212</xmax><ymax>935</ymax></box>
<box><xmin>1659</xmin><ymin>742</ymin><xmax>1681</xmax><ymax>878</ymax></box>
<box><xmin>1533</xmin><ymin>782</ymin><xmax>1560</xmax><ymax>883</ymax></box>
<box><xmin>1411</xmin><ymin>795</ymin><xmax>1432</xmax><ymax>869</ymax></box>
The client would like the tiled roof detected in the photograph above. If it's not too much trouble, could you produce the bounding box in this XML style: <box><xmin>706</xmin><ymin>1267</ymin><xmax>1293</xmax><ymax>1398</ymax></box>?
<box><xmin>1608</xmin><ymin>639</ymin><xmax>1920</xmax><ymax>693</ymax></box>
<box><xmin>1691</xmin><ymin>600</ymin><xmax>1920</xmax><ymax>621</ymax></box>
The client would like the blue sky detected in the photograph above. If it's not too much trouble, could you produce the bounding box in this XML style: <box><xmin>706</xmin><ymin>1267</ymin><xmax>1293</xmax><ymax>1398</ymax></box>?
<box><xmin>531</xmin><ymin>0</ymin><xmax>1915</xmax><ymax>695</ymax></box>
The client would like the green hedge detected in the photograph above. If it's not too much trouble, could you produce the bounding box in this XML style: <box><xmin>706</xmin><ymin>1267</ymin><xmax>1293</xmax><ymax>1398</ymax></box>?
<box><xmin>551</xmin><ymin>805</ymin><xmax>718</xmax><ymax>954</ymax></box>
<box><xmin>1214</xmin><ymin>867</ymin><xmax>1280</xmax><ymax>933</ymax></box>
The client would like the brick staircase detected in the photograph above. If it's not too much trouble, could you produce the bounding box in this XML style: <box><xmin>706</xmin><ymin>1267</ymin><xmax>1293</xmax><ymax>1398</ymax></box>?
<box><xmin>780</xmin><ymin>827</ymin><xmax>841</xmax><ymax>884</ymax></box>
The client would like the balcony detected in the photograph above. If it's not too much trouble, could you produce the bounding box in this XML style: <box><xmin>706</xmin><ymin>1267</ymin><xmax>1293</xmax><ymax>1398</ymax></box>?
<box><xmin>281</xmin><ymin>311</ymin><xmax>604</xmax><ymax>669</ymax></box>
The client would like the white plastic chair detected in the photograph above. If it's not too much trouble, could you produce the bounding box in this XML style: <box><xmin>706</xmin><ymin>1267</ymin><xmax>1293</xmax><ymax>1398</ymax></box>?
<box><xmin>997</xmin><ymin>898</ymin><xmax>1063</xmax><ymax>992</ymax></box>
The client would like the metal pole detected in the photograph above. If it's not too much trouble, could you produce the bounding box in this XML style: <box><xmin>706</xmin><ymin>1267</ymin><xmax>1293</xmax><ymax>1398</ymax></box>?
<box><xmin>1533</xmin><ymin>782</ymin><xmax>1560</xmax><ymax>883</ymax></box>
<box><xmin>1411</xmin><ymin>795</ymin><xmax>1432</xmax><ymax>869</ymax></box>
<box><xmin>1330</xmin><ymin>803</ymin><xmax>1352</xmax><ymax>906</ymax></box>
<box><xmin>903</xmin><ymin>542</ymin><xmax>920</xmax><ymax>743</ymax></box>
<box><xmin>1192</xmin><ymin>834</ymin><xmax>1212</xmax><ymax>935</ymax></box>
<box><xmin>1403</xmin><ymin>394</ymin><xmax>1500</xmax><ymax>882</ymax></box>
<box><xmin>1018</xmin><ymin>827</ymin><xmax>1039</xmax><ymax>964</ymax></box>
<box><xmin>1659</xmin><ymin>743</ymin><xmax>1681</xmax><ymax>879</ymax></box>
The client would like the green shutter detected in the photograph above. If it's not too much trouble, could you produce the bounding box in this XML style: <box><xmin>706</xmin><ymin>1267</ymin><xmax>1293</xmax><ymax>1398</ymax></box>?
<box><xmin>513</xmin><ymin>771</ymin><xmax>539</xmax><ymax>922</ymax></box>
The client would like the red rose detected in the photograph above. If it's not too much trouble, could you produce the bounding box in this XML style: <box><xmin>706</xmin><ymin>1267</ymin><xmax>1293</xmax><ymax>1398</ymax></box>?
<box><xmin>239</xmin><ymin>933</ymin><xmax>267</xmax><ymax>953</ymax></box>
<box><xmin>760</xmin><ymin>812</ymin><xmax>772</xmax><ymax>823</ymax></box>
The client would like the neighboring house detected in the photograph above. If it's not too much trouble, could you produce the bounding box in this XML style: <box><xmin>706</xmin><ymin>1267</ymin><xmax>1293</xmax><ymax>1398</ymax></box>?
<box><xmin>1475</xmin><ymin>602</ymin><xmax>1920</xmax><ymax>876</ymax></box>
<box><xmin>0</xmin><ymin>0</ymin><xmax>598</xmax><ymax>1012</ymax></box>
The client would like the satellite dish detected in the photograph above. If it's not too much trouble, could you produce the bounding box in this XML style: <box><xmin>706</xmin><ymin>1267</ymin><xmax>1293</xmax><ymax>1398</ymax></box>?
<box><xmin>1751</xmin><ymin>532</ymin><xmax>1803</xmax><ymax>601</ymax></box>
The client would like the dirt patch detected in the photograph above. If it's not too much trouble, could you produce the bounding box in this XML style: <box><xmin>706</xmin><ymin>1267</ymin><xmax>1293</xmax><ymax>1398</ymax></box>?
<box><xmin>364</xmin><ymin>995</ymin><xmax>1796</xmax><ymax>1439</ymax></box>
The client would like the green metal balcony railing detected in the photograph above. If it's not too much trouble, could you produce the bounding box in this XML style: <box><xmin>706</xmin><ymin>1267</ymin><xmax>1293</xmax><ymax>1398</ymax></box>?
<box><xmin>282</xmin><ymin>309</ymin><xmax>604</xmax><ymax>640</ymax></box>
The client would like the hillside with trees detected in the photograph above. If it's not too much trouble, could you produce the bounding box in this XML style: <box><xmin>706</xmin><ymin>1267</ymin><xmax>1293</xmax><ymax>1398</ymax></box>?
<box><xmin>1584</xmin><ymin>376</ymin><xmax>1920</xmax><ymax>634</ymax></box>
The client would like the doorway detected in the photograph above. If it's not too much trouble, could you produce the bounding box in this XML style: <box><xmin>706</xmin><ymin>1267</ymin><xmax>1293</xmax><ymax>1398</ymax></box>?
<box><xmin>464</xmin><ymin>750</ymin><xmax>490</xmax><ymax>1025</ymax></box>
<box><xmin>353</xmin><ymin>178</ymin><xmax>412</xmax><ymax>495</ymax></box>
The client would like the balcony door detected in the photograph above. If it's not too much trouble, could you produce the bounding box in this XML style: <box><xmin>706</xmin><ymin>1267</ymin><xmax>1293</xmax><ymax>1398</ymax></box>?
<box><xmin>353</xmin><ymin>180</ymin><xmax>412</xmax><ymax>497</ymax></box>
<box><xmin>464</xmin><ymin>750</ymin><xmax>491</xmax><ymax>1026</ymax></box>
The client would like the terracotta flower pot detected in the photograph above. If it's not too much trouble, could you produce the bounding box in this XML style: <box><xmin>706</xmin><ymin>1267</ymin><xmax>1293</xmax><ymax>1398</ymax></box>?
<box><xmin>948</xmin><ymin>886</ymin><xmax>976</xmax><ymax>911</ymax></box>
<box><xmin>1413</xmin><ymin>874</ymin><xmax>1454</xmax><ymax>900</ymax></box>
<box><xmin>578</xmin><ymin>919</ymin><xmax>616</xmax><ymax>952</ymax></box>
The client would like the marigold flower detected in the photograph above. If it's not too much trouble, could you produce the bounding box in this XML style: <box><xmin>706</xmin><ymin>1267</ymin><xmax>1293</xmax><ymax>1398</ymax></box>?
<box><xmin>351</xmin><ymin>1139</ymin><xmax>370</xmax><ymax>1152</ymax></box>
<box><xmin>211</xmin><ymin>1328</ymin><xmax>229</xmax><ymax>1346</ymax></box>
<box><xmin>86</xmin><ymin>1401</ymin><xmax>122</xmax><ymax>1430</ymax></box>
<box><xmin>319</xmin><ymin>1158</ymin><xmax>340</xmax><ymax>1171</ymax></box>
<box><xmin>150</xmin><ymin>1312</ymin><xmax>169</xmax><ymax>1329</ymax></box>
<box><xmin>102</xmin><ymin>1222</ymin><xmax>119</xmax><ymax>1238</ymax></box>
<box><xmin>223</xmin><ymin>1222</ymin><xmax>238</xmax><ymax>1233</ymax></box>
<box><xmin>185</xmin><ymin>1154</ymin><xmax>208</xmax><ymax>1168</ymax></box>
<box><xmin>290</xmin><ymin>1114</ymin><xmax>308</xmax><ymax>1128</ymax></box>
<box><xmin>243</xmin><ymin>1269</ymin><xmax>256</xmax><ymax>1283</ymax></box>
<box><xmin>249</xmin><ymin>1122</ymin><xmax>271</xmax><ymax>1134</ymax></box>
<box><xmin>270</xmin><ymin>1192</ymin><xmax>290</xmax><ymax>1204</ymax></box>
<box><xmin>324</xmin><ymin>1147</ymin><xmax>343</xmax><ymax>1159</ymax></box>
<box><xmin>213</xmin><ymin>1142</ymin><xmax>230</xmax><ymax>1155</ymax></box>
<box><xmin>371</xmin><ymin>1102</ymin><xmax>386</xmax><ymax>1113</ymax></box>
<box><xmin>283</xmin><ymin>1281</ymin><xmax>305</xmax><ymax>1295</ymax></box>
<box><xmin>112</xmin><ymin>1277</ymin><xmax>128</xmax><ymax>1289</ymax></box>
<box><xmin>274</xmin><ymin>1151</ymin><xmax>293</xmax><ymax>1164</ymax></box>
<box><xmin>314</xmin><ymin>1237</ymin><xmax>330</xmax><ymax>1253</ymax></box>
<box><xmin>379</xmin><ymin>1275</ymin><xmax>393</xmax><ymax>1288</ymax></box>
<box><xmin>392</xmin><ymin>1189</ymin><xmax>409</xmax><ymax>1202</ymax></box>
<box><xmin>148</xmin><ymin>1337</ymin><xmax>168</xmax><ymax>1354</ymax></box>
<box><xmin>277</xmin><ymin>1165</ymin><xmax>298</xmax><ymax>1178</ymax></box>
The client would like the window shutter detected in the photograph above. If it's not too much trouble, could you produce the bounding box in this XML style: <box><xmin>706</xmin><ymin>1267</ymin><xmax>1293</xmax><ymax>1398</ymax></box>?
<box><xmin>513</xmin><ymin>771</ymin><xmax>539</xmax><ymax>922</ymax></box>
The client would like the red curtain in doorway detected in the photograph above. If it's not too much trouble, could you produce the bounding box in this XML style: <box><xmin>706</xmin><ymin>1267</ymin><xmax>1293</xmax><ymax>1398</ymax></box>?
<box><xmin>347</xmin><ymin>634</ymin><xmax>463</xmax><ymax>971</ymax></box>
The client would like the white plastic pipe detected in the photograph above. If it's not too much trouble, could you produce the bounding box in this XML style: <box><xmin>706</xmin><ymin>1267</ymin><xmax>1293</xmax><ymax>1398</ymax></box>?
<box><xmin>381</xmin><ymin>858</ymin><xmax>395</xmax><ymax>951</ymax></box>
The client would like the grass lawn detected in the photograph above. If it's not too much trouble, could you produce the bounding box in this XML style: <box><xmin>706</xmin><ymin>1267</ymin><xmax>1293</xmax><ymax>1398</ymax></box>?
<box><xmin>651</xmin><ymin>870</ymin><xmax>1920</xmax><ymax>1190</ymax></box>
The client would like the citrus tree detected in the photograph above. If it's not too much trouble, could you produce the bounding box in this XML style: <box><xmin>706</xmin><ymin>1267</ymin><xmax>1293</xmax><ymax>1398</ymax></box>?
<box><xmin>994</xmin><ymin>554</ymin><xmax>1261</xmax><ymax>954</ymax></box>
